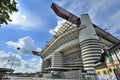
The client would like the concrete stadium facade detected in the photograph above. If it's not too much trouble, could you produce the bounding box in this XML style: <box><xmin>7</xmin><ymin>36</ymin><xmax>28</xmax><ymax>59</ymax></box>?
<box><xmin>39</xmin><ymin>14</ymin><xmax>119</xmax><ymax>79</ymax></box>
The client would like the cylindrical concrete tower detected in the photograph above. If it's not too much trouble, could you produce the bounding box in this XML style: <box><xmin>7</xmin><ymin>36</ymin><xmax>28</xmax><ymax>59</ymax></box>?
<box><xmin>79</xmin><ymin>14</ymin><xmax>101</xmax><ymax>79</ymax></box>
<box><xmin>51</xmin><ymin>52</ymin><xmax>63</xmax><ymax>68</ymax></box>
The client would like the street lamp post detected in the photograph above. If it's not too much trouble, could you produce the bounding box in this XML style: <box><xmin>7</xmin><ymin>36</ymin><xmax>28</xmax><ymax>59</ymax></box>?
<box><xmin>10</xmin><ymin>54</ymin><xmax>16</xmax><ymax>70</ymax></box>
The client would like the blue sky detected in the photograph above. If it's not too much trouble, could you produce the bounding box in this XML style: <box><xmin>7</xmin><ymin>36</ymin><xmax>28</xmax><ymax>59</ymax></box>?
<box><xmin>0</xmin><ymin>0</ymin><xmax>120</xmax><ymax>73</ymax></box>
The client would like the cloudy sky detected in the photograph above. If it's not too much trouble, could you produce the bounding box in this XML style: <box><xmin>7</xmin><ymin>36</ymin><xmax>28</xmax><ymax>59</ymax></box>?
<box><xmin>0</xmin><ymin>0</ymin><xmax>120</xmax><ymax>73</ymax></box>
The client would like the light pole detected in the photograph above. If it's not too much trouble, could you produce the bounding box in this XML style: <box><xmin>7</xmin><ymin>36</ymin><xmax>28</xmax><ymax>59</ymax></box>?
<box><xmin>10</xmin><ymin>47</ymin><xmax>21</xmax><ymax>75</ymax></box>
<box><xmin>10</xmin><ymin>54</ymin><xmax>16</xmax><ymax>70</ymax></box>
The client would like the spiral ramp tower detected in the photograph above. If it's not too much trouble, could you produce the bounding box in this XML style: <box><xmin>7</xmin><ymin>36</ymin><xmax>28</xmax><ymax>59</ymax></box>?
<box><xmin>78</xmin><ymin>14</ymin><xmax>102</xmax><ymax>79</ymax></box>
<box><xmin>51</xmin><ymin>52</ymin><xmax>63</xmax><ymax>68</ymax></box>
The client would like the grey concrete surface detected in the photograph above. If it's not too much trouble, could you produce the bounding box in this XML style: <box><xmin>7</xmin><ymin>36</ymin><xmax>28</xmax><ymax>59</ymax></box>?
<box><xmin>10</xmin><ymin>77</ymin><xmax>74</xmax><ymax>80</ymax></box>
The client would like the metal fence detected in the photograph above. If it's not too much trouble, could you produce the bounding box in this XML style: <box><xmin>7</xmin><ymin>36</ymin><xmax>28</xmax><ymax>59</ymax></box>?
<box><xmin>51</xmin><ymin>70</ymin><xmax>98</xmax><ymax>80</ymax></box>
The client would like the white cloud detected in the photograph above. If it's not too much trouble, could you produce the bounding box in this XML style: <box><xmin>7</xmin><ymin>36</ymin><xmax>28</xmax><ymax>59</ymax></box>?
<box><xmin>31</xmin><ymin>58</ymin><xmax>38</xmax><ymax>63</ymax></box>
<box><xmin>6</xmin><ymin>36</ymin><xmax>40</xmax><ymax>55</ymax></box>
<box><xmin>17</xmin><ymin>58</ymin><xmax>41</xmax><ymax>73</ymax></box>
<box><xmin>107</xmin><ymin>10</ymin><xmax>120</xmax><ymax>34</ymax></box>
<box><xmin>10</xmin><ymin>12</ymin><xmax>40</xmax><ymax>29</ymax></box>
<box><xmin>0</xmin><ymin>50</ymin><xmax>41</xmax><ymax>73</ymax></box>
<box><xmin>0</xmin><ymin>51</ymin><xmax>22</xmax><ymax>68</ymax></box>
<box><xmin>24</xmin><ymin>63</ymin><xmax>32</xmax><ymax>68</ymax></box>
<box><xmin>53</xmin><ymin>0</ymin><xmax>67</xmax><ymax>6</ymax></box>
<box><xmin>49</xmin><ymin>20</ymin><xmax>66</xmax><ymax>35</ymax></box>
<box><xmin>36</xmin><ymin>48</ymin><xmax>42</xmax><ymax>52</ymax></box>
<box><xmin>4</xmin><ymin>0</ymin><xmax>42</xmax><ymax>30</ymax></box>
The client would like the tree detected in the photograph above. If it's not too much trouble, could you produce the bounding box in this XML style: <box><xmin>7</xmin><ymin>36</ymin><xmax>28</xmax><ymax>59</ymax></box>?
<box><xmin>0</xmin><ymin>0</ymin><xmax>18</xmax><ymax>25</ymax></box>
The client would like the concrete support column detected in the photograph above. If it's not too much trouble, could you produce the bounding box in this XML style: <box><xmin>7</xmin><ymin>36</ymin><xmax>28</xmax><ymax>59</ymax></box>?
<box><xmin>51</xmin><ymin>52</ymin><xmax>63</xmax><ymax>68</ymax></box>
<box><xmin>79</xmin><ymin>14</ymin><xmax>101</xmax><ymax>79</ymax></box>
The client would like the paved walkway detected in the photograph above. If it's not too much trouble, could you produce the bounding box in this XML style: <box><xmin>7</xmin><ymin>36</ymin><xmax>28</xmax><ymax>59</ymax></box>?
<box><xmin>11</xmin><ymin>77</ymin><xmax>75</xmax><ymax>80</ymax></box>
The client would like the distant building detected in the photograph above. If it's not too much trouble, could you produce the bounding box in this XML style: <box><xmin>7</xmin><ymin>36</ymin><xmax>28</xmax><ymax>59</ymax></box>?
<box><xmin>0</xmin><ymin>68</ymin><xmax>14</xmax><ymax>79</ymax></box>
<box><xmin>96</xmin><ymin>43</ymin><xmax>120</xmax><ymax>80</ymax></box>
<box><xmin>38</xmin><ymin>14</ymin><xmax>120</xmax><ymax>79</ymax></box>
